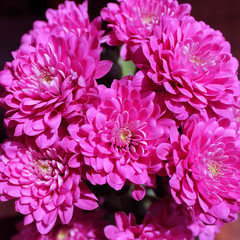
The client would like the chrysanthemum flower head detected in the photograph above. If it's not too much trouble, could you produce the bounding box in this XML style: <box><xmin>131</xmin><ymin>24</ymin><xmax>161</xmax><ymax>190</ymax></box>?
<box><xmin>67</xmin><ymin>77</ymin><xmax>175</xmax><ymax>200</ymax></box>
<box><xmin>141</xmin><ymin>196</ymin><xmax>193</xmax><ymax>239</ymax></box>
<box><xmin>101</xmin><ymin>0</ymin><xmax>191</xmax><ymax>59</ymax></box>
<box><xmin>132</xmin><ymin>16</ymin><xmax>240</xmax><ymax>120</ymax></box>
<box><xmin>21</xmin><ymin>0</ymin><xmax>104</xmax><ymax>48</ymax></box>
<box><xmin>0</xmin><ymin>31</ymin><xmax>112</xmax><ymax>148</ymax></box>
<box><xmin>12</xmin><ymin>209</ymin><xmax>107</xmax><ymax>240</ymax></box>
<box><xmin>0</xmin><ymin>140</ymin><xmax>98</xmax><ymax>234</ymax></box>
<box><xmin>143</xmin><ymin>195</ymin><xmax>222</xmax><ymax>240</ymax></box>
<box><xmin>104</xmin><ymin>211</ymin><xmax>143</xmax><ymax>239</ymax></box>
<box><xmin>188</xmin><ymin>218</ymin><xmax>222</xmax><ymax>240</ymax></box>
<box><xmin>168</xmin><ymin>114</ymin><xmax>240</xmax><ymax>225</ymax></box>
<box><xmin>104</xmin><ymin>195</ymin><xmax>221</xmax><ymax>240</ymax></box>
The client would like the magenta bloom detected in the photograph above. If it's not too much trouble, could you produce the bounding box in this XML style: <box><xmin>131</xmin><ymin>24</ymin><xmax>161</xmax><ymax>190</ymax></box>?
<box><xmin>168</xmin><ymin>114</ymin><xmax>240</xmax><ymax>225</ymax></box>
<box><xmin>67</xmin><ymin>77</ymin><xmax>174</xmax><ymax>200</ymax></box>
<box><xmin>104</xmin><ymin>211</ymin><xmax>143</xmax><ymax>239</ymax></box>
<box><xmin>12</xmin><ymin>210</ymin><xmax>107</xmax><ymax>240</ymax></box>
<box><xmin>188</xmin><ymin>218</ymin><xmax>222</xmax><ymax>240</ymax></box>
<box><xmin>141</xmin><ymin>196</ymin><xmax>193</xmax><ymax>240</ymax></box>
<box><xmin>0</xmin><ymin>32</ymin><xmax>111</xmax><ymax>148</ymax></box>
<box><xmin>101</xmin><ymin>0</ymin><xmax>191</xmax><ymax>60</ymax></box>
<box><xmin>104</xmin><ymin>195</ymin><xmax>221</xmax><ymax>240</ymax></box>
<box><xmin>142</xmin><ymin>196</ymin><xmax>221</xmax><ymax>240</ymax></box>
<box><xmin>132</xmin><ymin>16</ymin><xmax>240</xmax><ymax>120</ymax></box>
<box><xmin>0</xmin><ymin>140</ymin><xmax>98</xmax><ymax>234</ymax></box>
<box><xmin>21</xmin><ymin>0</ymin><xmax>104</xmax><ymax>48</ymax></box>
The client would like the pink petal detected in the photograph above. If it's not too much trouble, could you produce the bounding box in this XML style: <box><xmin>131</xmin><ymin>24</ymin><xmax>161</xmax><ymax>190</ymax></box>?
<box><xmin>132</xmin><ymin>185</ymin><xmax>146</xmax><ymax>201</ymax></box>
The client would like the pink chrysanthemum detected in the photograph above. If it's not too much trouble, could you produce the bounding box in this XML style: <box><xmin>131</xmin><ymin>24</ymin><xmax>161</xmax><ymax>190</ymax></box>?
<box><xmin>12</xmin><ymin>210</ymin><xmax>107</xmax><ymax>240</ymax></box>
<box><xmin>104</xmin><ymin>211</ymin><xmax>143</xmax><ymax>239</ymax></box>
<box><xmin>168</xmin><ymin>114</ymin><xmax>240</xmax><ymax>225</ymax></box>
<box><xmin>66</xmin><ymin>77</ymin><xmax>174</xmax><ymax>200</ymax></box>
<box><xmin>132</xmin><ymin>16</ymin><xmax>240</xmax><ymax>121</ymax></box>
<box><xmin>0</xmin><ymin>32</ymin><xmax>111</xmax><ymax>148</ymax></box>
<box><xmin>188</xmin><ymin>218</ymin><xmax>222</xmax><ymax>240</ymax></box>
<box><xmin>143</xmin><ymin>196</ymin><xmax>222</xmax><ymax>240</ymax></box>
<box><xmin>141</xmin><ymin>196</ymin><xmax>193</xmax><ymax>240</ymax></box>
<box><xmin>0</xmin><ymin>140</ymin><xmax>98</xmax><ymax>234</ymax></box>
<box><xmin>101</xmin><ymin>0</ymin><xmax>191</xmax><ymax>59</ymax></box>
<box><xmin>105</xmin><ymin>195</ymin><xmax>221</xmax><ymax>240</ymax></box>
<box><xmin>21</xmin><ymin>0</ymin><xmax>104</xmax><ymax>48</ymax></box>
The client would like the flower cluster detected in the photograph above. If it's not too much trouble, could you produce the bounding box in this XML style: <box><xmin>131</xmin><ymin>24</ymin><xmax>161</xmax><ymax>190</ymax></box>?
<box><xmin>0</xmin><ymin>0</ymin><xmax>108</xmax><ymax>234</ymax></box>
<box><xmin>12</xmin><ymin>209</ymin><xmax>107</xmax><ymax>240</ymax></box>
<box><xmin>105</xmin><ymin>196</ymin><xmax>221</xmax><ymax>240</ymax></box>
<box><xmin>0</xmin><ymin>0</ymin><xmax>239</xmax><ymax>239</ymax></box>
<box><xmin>66</xmin><ymin>77</ymin><xmax>174</xmax><ymax>200</ymax></box>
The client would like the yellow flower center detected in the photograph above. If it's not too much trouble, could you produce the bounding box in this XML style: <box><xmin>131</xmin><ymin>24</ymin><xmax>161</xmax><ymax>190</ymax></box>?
<box><xmin>39</xmin><ymin>70</ymin><xmax>53</xmax><ymax>82</ymax></box>
<box><xmin>208</xmin><ymin>161</ymin><xmax>221</xmax><ymax>177</ymax></box>
<box><xmin>141</xmin><ymin>14</ymin><xmax>156</xmax><ymax>24</ymax></box>
<box><xmin>190</xmin><ymin>55</ymin><xmax>205</xmax><ymax>66</ymax></box>
<box><xmin>36</xmin><ymin>159</ymin><xmax>53</xmax><ymax>176</ymax></box>
<box><xmin>115</xmin><ymin>127</ymin><xmax>133</xmax><ymax>148</ymax></box>
<box><xmin>120</xmin><ymin>131</ymin><xmax>129</xmax><ymax>142</ymax></box>
<box><xmin>57</xmin><ymin>230</ymin><xmax>68</xmax><ymax>240</ymax></box>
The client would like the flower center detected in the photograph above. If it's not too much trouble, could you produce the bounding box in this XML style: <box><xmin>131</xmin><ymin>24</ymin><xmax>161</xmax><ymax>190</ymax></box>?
<box><xmin>189</xmin><ymin>55</ymin><xmax>205</xmax><ymax>66</ymax></box>
<box><xmin>57</xmin><ymin>229</ymin><xmax>68</xmax><ymax>240</ymax></box>
<box><xmin>182</xmin><ymin>42</ymin><xmax>217</xmax><ymax>73</ymax></box>
<box><xmin>40</xmin><ymin>71</ymin><xmax>53</xmax><ymax>82</ymax></box>
<box><xmin>141</xmin><ymin>13</ymin><xmax>158</xmax><ymax>24</ymax></box>
<box><xmin>207</xmin><ymin>161</ymin><xmax>221</xmax><ymax>177</ymax></box>
<box><xmin>114</xmin><ymin>127</ymin><xmax>133</xmax><ymax>148</ymax></box>
<box><xmin>35</xmin><ymin>159</ymin><xmax>53</xmax><ymax>177</ymax></box>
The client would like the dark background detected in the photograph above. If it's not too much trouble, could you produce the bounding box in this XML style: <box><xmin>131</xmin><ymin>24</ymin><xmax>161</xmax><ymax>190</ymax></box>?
<box><xmin>0</xmin><ymin>0</ymin><xmax>239</xmax><ymax>239</ymax></box>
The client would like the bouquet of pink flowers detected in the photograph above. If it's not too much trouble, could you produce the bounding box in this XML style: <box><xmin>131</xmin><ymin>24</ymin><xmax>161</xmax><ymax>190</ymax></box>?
<box><xmin>0</xmin><ymin>0</ymin><xmax>240</xmax><ymax>239</ymax></box>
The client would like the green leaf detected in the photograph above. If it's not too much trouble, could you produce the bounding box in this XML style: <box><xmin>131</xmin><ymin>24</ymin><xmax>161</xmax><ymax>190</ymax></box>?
<box><xmin>118</xmin><ymin>57</ymin><xmax>137</xmax><ymax>78</ymax></box>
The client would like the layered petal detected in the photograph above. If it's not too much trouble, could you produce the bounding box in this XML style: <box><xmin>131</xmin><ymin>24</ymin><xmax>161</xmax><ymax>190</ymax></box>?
<box><xmin>0</xmin><ymin>140</ymin><xmax>98</xmax><ymax>234</ymax></box>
